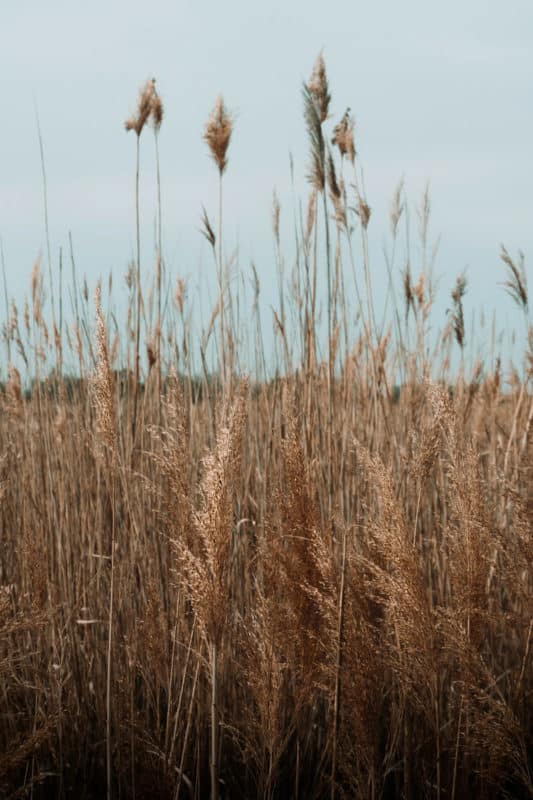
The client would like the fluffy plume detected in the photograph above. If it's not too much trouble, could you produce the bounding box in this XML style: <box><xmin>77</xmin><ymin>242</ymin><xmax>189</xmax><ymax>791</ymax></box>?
<box><xmin>125</xmin><ymin>78</ymin><xmax>156</xmax><ymax>137</ymax></box>
<box><xmin>173</xmin><ymin>383</ymin><xmax>247</xmax><ymax>645</ymax></box>
<box><xmin>307</xmin><ymin>51</ymin><xmax>331</xmax><ymax>123</ymax></box>
<box><xmin>91</xmin><ymin>286</ymin><xmax>117</xmax><ymax>462</ymax></box>
<box><xmin>151</xmin><ymin>87</ymin><xmax>164</xmax><ymax>131</ymax></box>
<box><xmin>203</xmin><ymin>95</ymin><xmax>234</xmax><ymax>175</ymax></box>
<box><xmin>303</xmin><ymin>84</ymin><xmax>325</xmax><ymax>191</ymax></box>
<box><xmin>331</xmin><ymin>107</ymin><xmax>355</xmax><ymax>163</ymax></box>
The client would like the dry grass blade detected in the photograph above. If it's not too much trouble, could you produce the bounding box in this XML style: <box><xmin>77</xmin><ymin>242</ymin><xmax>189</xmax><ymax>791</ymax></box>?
<box><xmin>449</xmin><ymin>272</ymin><xmax>467</xmax><ymax>350</ymax></box>
<box><xmin>500</xmin><ymin>244</ymin><xmax>528</xmax><ymax>312</ymax></box>
<box><xmin>200</xmin><ymin>206</ymin><xmax>216</xmax><ymax>249</ymax></box>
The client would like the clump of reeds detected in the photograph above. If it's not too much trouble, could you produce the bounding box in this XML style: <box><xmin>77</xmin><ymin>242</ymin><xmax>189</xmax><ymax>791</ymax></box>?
<box><xmin>1</xmin><ymin>54</ymin><xmax>533</xmax><ymax>800</ymax></box>
<box><xmin>172</xmin><ymin>384</ymin><xmax>247</xmax><ymax>800</ymax></box>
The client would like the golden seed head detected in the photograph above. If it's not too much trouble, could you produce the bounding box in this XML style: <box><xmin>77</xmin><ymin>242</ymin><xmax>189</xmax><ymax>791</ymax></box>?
<box><xmin>331</xmin><ymin>108</ymin><xmax>355</xmax><ymax>164</ymax></box>
<box><xmin>307</xmin><ymin>51</ymin><xmax>331</xmax><ymax>124</ymax></box>
<box><xmin>203</xmin><ymin>95</ymin><xmax>234</xmax><ymax>175</ymax></box>
<box><xmin>151</xmin><ymin>90</ymin><xmax>164</xmax><ymax>131</ymax></box>
<box><xmin>357</xmin><ymin>198</ymin><xmax>371</xmax><ymax>230</ymax></box>
<box><xmin>125</xmin><ymin>78</ymin><xmax>156</xmax><ymax>137</ymax></box>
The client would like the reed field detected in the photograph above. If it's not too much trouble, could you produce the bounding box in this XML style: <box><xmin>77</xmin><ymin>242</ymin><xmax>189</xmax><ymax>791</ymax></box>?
<box><xmin>0</xmin><ymin>57</ymin><xmax>532</xmax><ymax>799</ymax></box>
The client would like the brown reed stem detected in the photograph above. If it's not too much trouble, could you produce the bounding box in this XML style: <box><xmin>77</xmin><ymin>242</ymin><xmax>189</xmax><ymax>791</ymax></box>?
<box><xmin>155</xmin><ymin>127</ymin><xmax>163</xmax><ymax>407</ymax></box>
<box><xmin>210</xmin><ymin>640</ymin><xmax>219</xmax><ymax>800</ymax></box>
<box><xmin>330</xmin><ymin>523</ymin><xmax>347</xmax><ymax>800</ymax></box>
<box><xmin>106</xmin><ymin>479</ymin><xmax>116</xmax><ymax>800</ymax></box>
<box><xmin>218</xmin><ymin>173</ymin><xmax>226</xmax><ymax>386</ymax></box>
<box><xmin>321</xmin><ymin>188</ymin><xmax>334</xmax><ymax>520</ymax></box>
<box><xmin>133</xmin><ymin>134</ymin><xmax>141</xmax><ymax>439</ymax></box>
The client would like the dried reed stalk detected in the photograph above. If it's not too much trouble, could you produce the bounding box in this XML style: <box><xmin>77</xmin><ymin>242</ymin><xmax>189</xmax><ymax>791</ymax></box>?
<box><xmin>91</xmin><ymin>286</ymin><xmax>117</xmax><ymax>800</ymax></box>
<box><xmin>203</xmin><ymin>96</ymin><xmax>234</xmax><ymax>385</ymax></box>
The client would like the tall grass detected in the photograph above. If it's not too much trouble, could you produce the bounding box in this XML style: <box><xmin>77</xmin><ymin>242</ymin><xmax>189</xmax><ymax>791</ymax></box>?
<box><xmin>0</xmin><ymin>56</ymin><xmax>532</xmax><ymax>800</ymax></box>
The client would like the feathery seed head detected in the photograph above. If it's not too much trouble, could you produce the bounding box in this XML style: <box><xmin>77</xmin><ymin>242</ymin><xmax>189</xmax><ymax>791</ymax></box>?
<box><xmin>450</xmin><ymin>272</ymin><xmax>467</xmax><ymax>349</ymax></box>
<box><xmin>175</xmin><ymin>278</ymin><xmax>185</xmax><ymax>314</ymax></box>
<box><xmin>413</xmin><ymin>273</ymin><xmax>425</xmax><ymax>307</ymax></box>
<box><xmin>403</xmin><ymin>264</ymin><xmax>413</xmax><ymax>320</ymax></box>
<box><xmin>91</xmin><ymin>286</ymin><xmax>117</xmax><ymax>463</ymax></box>
<box><xmin>203</xmin><ymin>95</ymin><xmax>233</xmax><ymax>175</ymax></box>
<box><xmin>303</xmin><ymin>84</ymin><xmax>325</xmax><ymax>191</ymax></box>
<box><xmin>327</xmin><ymin>153</ymin><xmax>346</xmax><ymax>228</ymax></box>
<box><xmin>125</xmin><ymin>78</ymin><xmax>156</xmax><ymax>137</ymax></box>
<box><xmin>30</xmin><ymin>260</ymin><xmax>39</xmax><ymax>305</ymax></box>
<box><xmin>357</xmin><ymin>198</ymin><xmax>371</xmax><ymax>230</ymax></box>
<box><xmin>151</xmin><ymin>88</ymin><xmax>164</xmax><ymax>131</ymax></box>
<box><xmin>331</xmin><ymin>107</ymin><xmax>355</xmax><ymax>163</ymax></box>
<box><xmin>390</xmin><ymin>179</ymin><xmax>404</xmax><ymax>237</ymax></box>
<box><xmin>307</xmin><ymin>51</ymin><xmax>331</xmax><ymax>124</ymax></box>
<box><xmin>500</xmin><ymin>244</ymin><xmax>528</xmax><ymax>312</ymax></box>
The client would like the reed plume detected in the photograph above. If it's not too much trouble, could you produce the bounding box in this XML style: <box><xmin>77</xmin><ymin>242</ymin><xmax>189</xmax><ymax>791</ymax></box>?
<box><xmin>203</xmin><ymin>95</ymin><xmax>233</xmax><ymax>176</ymax></box>
<box><xmin>172</xmin><ymin>383</ymin><xmax>247</xmax><ymax>800</ymax></box>
<box><xmin>125</xmin><ymin>78</ymin><xmax>156</xmax><ymax>136</ymax></box>
<box><xmin>331</xmin><ymin>108</ymin><xmax>355</xmax><ymax>164</ymax></box>
<box><xmin>307</xmin><ymin>51</ymin><xmax>331</xmax><ymax>123</ymax></box>
<box><xmin>500</xmin><ymin>244</ymin><xmax>528</xmax><ymax>313</ymax></box>
<box><xmin>91</xmin><ymin>286</ymin><xmax>117</xmax><ymax>462</ymax></box>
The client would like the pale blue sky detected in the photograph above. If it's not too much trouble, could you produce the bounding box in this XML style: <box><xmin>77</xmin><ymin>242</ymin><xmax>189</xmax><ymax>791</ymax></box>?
<box><xmin>1</xmin><ymin>0</ymin><xmax>532</xmax><ymax>368</ymax></box>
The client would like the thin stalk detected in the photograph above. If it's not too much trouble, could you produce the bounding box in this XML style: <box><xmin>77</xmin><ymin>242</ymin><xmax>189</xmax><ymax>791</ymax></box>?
<box><xmin>35</xmin><ymin>107</ymin><xmax>55</xmax><ymax>330</ymax></box>
<box><xmin>106</xmin><ymin>478</ymin><xmax>116</xmax><ymax>800</ymax></box>
<box><xmin>133</xmin><ymin>134</ymin><xmax>141</xmax><ymax>437</ymax></box>
<box><xmin>1</xmin><ymin>237</ymin><xmax>10</xmax><ymax>363</ymax></box>
<box><xmin>451</xmin><ymin>696</ymin><xmax>463</xmax><ymax>800</ymax></box>
<box><xmin>218</xmin><ymin>173</ymin><xmax>226</xmax><ymax>387</ymax></box>
<box><xmin>434</xmin><ymin>674</ymin><xmax>441</xmax><ymax>800</ymax></box>
<box><xmin>174</xmin><ymin>655</ymin><xmax>201</xmax><ymax>800</ymax></box>
<box><xmin>330</xmin><ymin>524</ymin><xmax>347</xmax><ymax>800</ymax></box>
<box><xmin>322</xmin><ymin>189</ymin><xmax>334</xmax><ymax>520</ymax></box>
<box><xmin>210</xmin><ymin>641</ymin><xmax>219</xmax><ymax>800</ymax></box>
<box><xmin>168</xmin><ymin>615</ymin><xmax>197</xmax><ymax>769</ymax></box>
<box><xmin>154</xmin><ymin>129</ymin><xmax>163</xmax><ymax>405</ymax></box>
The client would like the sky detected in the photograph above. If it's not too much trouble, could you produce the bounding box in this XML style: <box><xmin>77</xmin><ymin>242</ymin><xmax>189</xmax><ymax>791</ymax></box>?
<box><xmin>0</xmin><ymin>0</ymin><xmax>532</xmax><ymax>371</ymax></box>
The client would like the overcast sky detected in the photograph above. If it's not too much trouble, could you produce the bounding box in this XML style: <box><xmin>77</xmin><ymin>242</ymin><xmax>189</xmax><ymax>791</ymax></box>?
<box><xmin>1</xmin><ymin>0</ymin><xmax>532</xmax><ymax>368</ymax></box>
